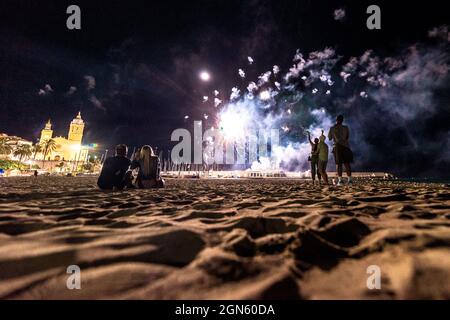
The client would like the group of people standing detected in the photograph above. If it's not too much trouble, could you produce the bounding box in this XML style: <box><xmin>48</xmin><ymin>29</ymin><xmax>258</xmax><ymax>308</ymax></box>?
<box><xmin>97</xmin><ymin>144</ymin><xmax>164</xmax><ymax>191</ymax></box>
<box><xmin>308</xmin><ymin>114</ymin><xmax>353</xmax><ymax>186</ymax></box>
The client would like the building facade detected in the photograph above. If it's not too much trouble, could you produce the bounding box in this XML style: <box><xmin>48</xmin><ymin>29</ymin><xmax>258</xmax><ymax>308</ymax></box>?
<box><xmin>38</xmin><ymin>112</ymin><xmax>88</xmax><ymax>161</ymax></box>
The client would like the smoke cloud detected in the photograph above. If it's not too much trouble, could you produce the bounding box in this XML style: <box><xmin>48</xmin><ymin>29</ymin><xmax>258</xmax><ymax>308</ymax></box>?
<box><xmin>213</xmin><ymin>26</ymin><xmax>450</xmax><ymax>177</ymax></box>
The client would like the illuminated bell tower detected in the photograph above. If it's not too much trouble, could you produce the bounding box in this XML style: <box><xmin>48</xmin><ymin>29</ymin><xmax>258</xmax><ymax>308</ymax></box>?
<box><xmin>40</xmin><ymin>119</ymin><xmax>53</xmax><ymax>143</ymax></box>
<box><xmin>68</xmin><ymin>111</ymin><xmax>85</xmax><ymax>143</ymax></box>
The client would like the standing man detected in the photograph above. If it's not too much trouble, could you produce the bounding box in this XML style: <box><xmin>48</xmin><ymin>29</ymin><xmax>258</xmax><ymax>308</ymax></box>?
<box><xmin>328</xmin><ymin>115</ymin><xmax>353</xmax><ymax>185</ymax></box>
<box><xmin>97</xmin><ymin>144</ymin><xmax>131</xmax><ymax>190</ymax></box>
<box><xmin>317</xmin><ymin>131</ymin><xmax>329</xmax><ymax>185</ymax></box>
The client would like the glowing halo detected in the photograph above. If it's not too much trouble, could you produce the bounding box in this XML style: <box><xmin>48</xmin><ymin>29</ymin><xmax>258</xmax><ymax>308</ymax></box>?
<box><xmin>259</xmin><ymin>90</ymin><xmax>271</xmax><ymax>101</ymax></box>
<box><xmin>199</xmin><ymin>71</ymin><xmax>211</xmax><ymax>81</ymax></box>
<box><xmin>217</xmin><ymin>104</ymin><xmax>252</xmax><ymax>140</ymax></box>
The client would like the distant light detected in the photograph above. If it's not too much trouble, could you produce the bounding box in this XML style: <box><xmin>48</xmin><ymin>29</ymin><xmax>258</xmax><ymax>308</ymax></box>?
<box><xmin>259</xmin><ymin>90</ymin><xmax>271</xmax><ymax>101</ymax></box>
<box><xmin>214</xmin><ymin>97</ymin><xmax>222</xmax><ymax>107</ymax></box>
<box><xmin>199</xmin><ymin>71</ymin><xmax>211</xmax><ymax>82</ymax></box>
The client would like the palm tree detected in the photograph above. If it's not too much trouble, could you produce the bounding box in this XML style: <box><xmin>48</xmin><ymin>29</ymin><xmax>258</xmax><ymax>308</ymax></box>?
<box><xmin>13</xmin><ymin>144</ymin><xmax>32</xmax><ymax>163</ymax></box>
<box><xmin>42</xmin><ymin>138</ymin><xmax>57</xmax><ymax>161</ymax></box>
<box><xmin>32</xmin><ymin>143</ymin><xmax>42</xmax><ymax>160</ymax></box>
<box><xmin>0</xmin><ymin>137</ymin><xmax>13</xmax><ymax>157</ymax></box>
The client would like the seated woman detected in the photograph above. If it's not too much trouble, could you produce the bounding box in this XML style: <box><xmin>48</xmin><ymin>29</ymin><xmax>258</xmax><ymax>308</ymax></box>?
<box><xmin>130</xmin><ymin>145</ymin><xmax>165</xmax><ymax>188</ymax></box>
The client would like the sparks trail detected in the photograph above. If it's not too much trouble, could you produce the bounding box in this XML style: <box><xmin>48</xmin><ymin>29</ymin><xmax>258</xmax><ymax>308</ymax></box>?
<box><xmin>190</xmin><ymin>26</ymin><xmax>450</xmax><ymax>175</ymax></box>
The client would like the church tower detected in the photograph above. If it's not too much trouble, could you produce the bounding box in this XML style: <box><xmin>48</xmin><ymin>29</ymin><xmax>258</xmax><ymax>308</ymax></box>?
<box><xmin>68</xmin><ymin>112</ymin><xmax>85</xmax><ymax>143</ymax></box>
<box><xmin>39</xmin><ymin>119</ymin><xmax>53</xmax><ymax>143</ymax></box>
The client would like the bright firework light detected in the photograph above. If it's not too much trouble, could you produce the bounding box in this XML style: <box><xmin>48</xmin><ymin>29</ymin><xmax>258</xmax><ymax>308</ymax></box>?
<box><xmin>217</xmin><ymin>103</ymin><xmax>253</xmax><ymax>141</ymax></box>
<box><xmin>204</xmin><ymin>37</ymin><xmax>440</xmax><ymax>173</ymax></box>
<box><xmin>259</xmin><ymin>90</ymin><xmax>271</xmax><ymax>101</ymax></box>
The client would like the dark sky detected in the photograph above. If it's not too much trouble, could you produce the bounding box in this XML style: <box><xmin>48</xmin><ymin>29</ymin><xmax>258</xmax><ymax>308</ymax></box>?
<box><xmin>0</xmin><ymin>0</ymin><xmax>449</xmax><ymax>174</ymax></box>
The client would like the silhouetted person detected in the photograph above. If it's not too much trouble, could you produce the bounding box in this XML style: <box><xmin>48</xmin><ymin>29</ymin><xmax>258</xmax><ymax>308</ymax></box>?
<box><xmin>33</xmin><ymin>170</ymin><xmax>38</xmax><ymax>177</ymax></box>
<box><xmin>307</xmin><ymin>132</ymin><xmax>321</xmax><ymax>184</ymax></box>
<box><xmin>97</xmin><ymin>144</ymin><xmax>131</xmax><ymax>190</ymax></box>
<box><xmin>130</xmin><ymin>145</ymin><xmax>165</xmax><ymax>188</ymax></box>
<box><xmin>317</xmin><ymin>131</ymin><xmax>329</xmax><ymax>185</ymax></box>
<box><xmin>328</xmin><ymin>115</ymin><xmax>353</xmax><ymax>185</ymax></box>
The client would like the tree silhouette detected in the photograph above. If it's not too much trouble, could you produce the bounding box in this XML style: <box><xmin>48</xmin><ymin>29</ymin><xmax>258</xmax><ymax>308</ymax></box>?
<box><xmin>32</xmin><ymin>143</ymin><xmax>42</xmax><ymax>160</ymax></box>
<box><xmin>0</xmin><ymin>137</ymin><xmax>13</xmax><ymax>157</ymax></box>
<box><xmin>42</xmin><ymin>139</ymin><xmax>57</xmax><ymax>162</ymax></box>
<box><xmin>13</xmin><ymin>144</ymin><xmax>32</xmax><ymax>163</ymax></box>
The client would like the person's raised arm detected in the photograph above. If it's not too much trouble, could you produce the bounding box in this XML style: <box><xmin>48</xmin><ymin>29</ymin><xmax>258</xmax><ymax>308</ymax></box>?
<box><xmin>307</xmin><ymin>132</ymin><xmax>313</xmax><ymax>145</ymax></box>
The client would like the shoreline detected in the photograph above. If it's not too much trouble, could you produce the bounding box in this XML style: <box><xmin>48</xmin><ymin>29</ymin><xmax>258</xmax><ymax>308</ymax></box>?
<box><xmin>2</xmin><ymin>174</ymin><xmax>450</xmax><ymax>185</ymax></box>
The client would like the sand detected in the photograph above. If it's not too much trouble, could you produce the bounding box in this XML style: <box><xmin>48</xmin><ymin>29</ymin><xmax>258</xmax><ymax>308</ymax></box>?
<box><xmin>0</xmin><ymin>176</ymin><xmax>449</xmax><ymax>299</ymax></box>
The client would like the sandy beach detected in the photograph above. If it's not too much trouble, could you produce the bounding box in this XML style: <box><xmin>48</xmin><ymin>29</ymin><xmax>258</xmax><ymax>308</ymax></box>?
<box><xmin>0</xmin><ymin>176</ymin><xmax>449</xmax><ymax>299</ymax></box>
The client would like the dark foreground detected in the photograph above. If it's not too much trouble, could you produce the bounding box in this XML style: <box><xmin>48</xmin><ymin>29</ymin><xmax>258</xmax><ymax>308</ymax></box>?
<box><xmin>0</xmin><ymin>176</ymin><xmax>449</xmax><ymax>299</ymax></box>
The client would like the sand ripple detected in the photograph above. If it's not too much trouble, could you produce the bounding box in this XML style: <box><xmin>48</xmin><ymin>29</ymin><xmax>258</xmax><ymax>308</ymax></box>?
<box><xmin>0</xmin><ymin>176</ymin><xmax>449</xmax><ymax>299</ymax></box>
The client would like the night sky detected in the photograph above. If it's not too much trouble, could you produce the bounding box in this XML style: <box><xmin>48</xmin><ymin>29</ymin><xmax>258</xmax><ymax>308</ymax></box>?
<box><xmin>1</xmin><ymin>0</ymin><xmax>449</xmax><ymax>177</ymax></box>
